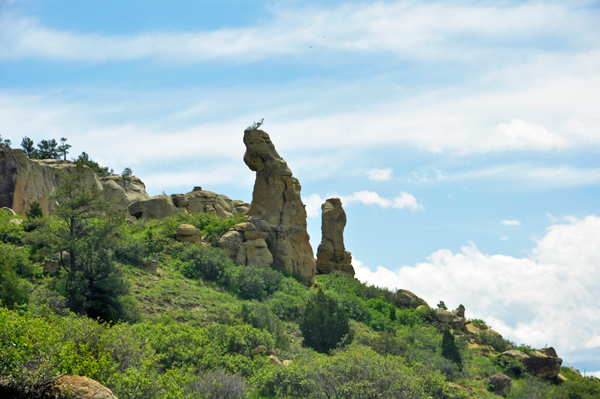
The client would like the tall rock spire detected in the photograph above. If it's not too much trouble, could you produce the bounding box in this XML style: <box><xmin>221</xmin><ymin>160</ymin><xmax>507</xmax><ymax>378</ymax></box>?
<box><xmin>221</xmin><ymin>128</ymin><xmax>316</xmax><ymax>285</ymax></box>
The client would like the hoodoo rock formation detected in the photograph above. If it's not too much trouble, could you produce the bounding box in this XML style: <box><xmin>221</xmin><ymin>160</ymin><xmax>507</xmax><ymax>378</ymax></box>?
<box><xmin>220</xmin><ymin>128</ymin><xmax>316</xmax><ymax>285</ymax></box>
<box><xmin>0</xmin><ymin>148</ymin><xmax>148</xmax><ymax>216</ymax></box>
<box><xmin>316</xmin><ymin>198</ymin><xmax>355</xmax><ymax>277</ymax></box>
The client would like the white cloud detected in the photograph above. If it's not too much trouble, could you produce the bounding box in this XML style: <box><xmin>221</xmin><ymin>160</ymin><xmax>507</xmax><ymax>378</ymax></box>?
<box><xmin>488</xmin><ymin>119</ymin><xmax>570</xmax><ymax>151</ymax></box>
<box><xmin>501</xmin><ymin>220</ymin><xmax>521</xmax><ymax>226</ymax></box>
<box><xmin>499</xmin><ymin>236</ymin><xmax>509</xmax><ymax>241</ymax></box>
<box><xmin>303</xmin><ymin>190</ymin><xmax>423</xmax><ymax>217</ymax></box>
<box><xmin>0</xmin><ymin>2</ymin><xmax>596</xmax><ymax>63</ymax></box>
<box><xmin>341</xmin><ymin>190</ymin><xmax>423</xmax><ymax>211</ymax></box>
<box><xmin>355</xmin><ymin>215</ymin><xmax>600</xmax><ymax>365</ymax></box>
<box><xmin>367</xmin><ymin>168</ymin><xmax>392</xmax><ymax>181</ymax></box>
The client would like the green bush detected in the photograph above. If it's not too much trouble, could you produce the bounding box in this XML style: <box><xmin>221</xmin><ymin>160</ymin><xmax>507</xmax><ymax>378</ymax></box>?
<box><xmin>299</xmin><ymin>289</ymin><xmax>352</xmax><ymax>354</ymax></box>
<box><xmin>232</xmin><ymin>266</ymin><xmax>283</xmax><ymax>301</ymax></box>
<box><xmin>179</xmin><ymin>245</ymin><xmax>235</xmax><ymax>283</ymax></box>
<box><xmin>494</xmin><ymin>354</ymin><xmax>526</xmax><ymax>378</ymax></box>
<box><xmin>479</xmin><ymin>330</ymin><xmax>512</xmax><ymax>352</ymax></box>
<box><xmin>367</xmin><ymin>331</ymin><xmax>409</xmax><ymax>357</ymax></box>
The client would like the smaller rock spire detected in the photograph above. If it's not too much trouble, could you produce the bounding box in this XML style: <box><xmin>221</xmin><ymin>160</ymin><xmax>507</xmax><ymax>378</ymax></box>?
<box><xmin>316</xmin><ymin>198</ymin><xmax>355</xmax><ymax>277</ymax></box>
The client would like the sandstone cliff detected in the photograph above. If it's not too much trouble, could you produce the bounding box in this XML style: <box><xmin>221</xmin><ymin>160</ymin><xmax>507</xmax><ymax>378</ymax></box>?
<box><xmin>0</xmin><ymin>148</ymin><xmax>148</xmax><ymax>216</ymax></box>
<box><xmin>220</xmin><ymin>128</ymin><xmax>316</xmax><ymax>285</ymax></box>
<box><xmin>316</xmin><ymin>198</ymin><xmax>355</xmax><ymax>277</ymax></box>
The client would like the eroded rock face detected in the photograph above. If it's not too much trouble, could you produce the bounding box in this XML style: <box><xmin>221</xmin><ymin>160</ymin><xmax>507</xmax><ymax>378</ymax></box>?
<box><xmin>173</xmin><ymin>188</ymin><xmax>250</xmax><ymax>219</ymax></box>
<box><xmin>522</xmin><ymin>356</ymin><xmax>563</xmax><ymax>378</ymax></box>
<box><xmin>224</xmin><ymin>128</ymin><xmax>315</xmax><ymax>285</ymax></box>
<box><xmin>316</xmin><ymin>198</ymin><xmax>355</xmax><ymax>277</ymax></box>
<box><xmin>0</xmin><ymin>148</ymin><xmax>149</xmax><ymax>217</ymax></box>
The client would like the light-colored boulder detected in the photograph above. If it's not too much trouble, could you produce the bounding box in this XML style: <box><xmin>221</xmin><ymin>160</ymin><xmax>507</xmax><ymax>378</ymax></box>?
<box><xmin>557</xmin><ymin>373</ymin><xmax>568</xmax><ymax>382</ymax></box>
<box><xmin>128</xmin><ymin>195</ymin><xmax>182</xmax><ymax>220</ymax></box>
<box><xmin>176</xmin><ymin>224</ymin><xmax>202</xmax><ymax>243</ymax></box>
<box><xmin>541</xmin><ymin>347</ymin><xmax>558</xmax><ymax>358</ymax></box>
<box><xmin>9</xmin><ymin>218</ymin><xmax>23</xmax><ymax>225</ymax></box>
<box><xmin>268</xmin><ymin>355</ymin><xmax>282</xmax><ymax>366</ymax></box>
<box><xmin>396</xmin><ymin>289</ymin><xmax>428</xmax><ymax>309</ymax></box>
<box><xmin>42</xmin><ymin>375</ymin><xmax>118</xmax><ymax>399</ymax></box>
<box><xmin>485</xmin><ymin>374</ymin><xmax>512</xmax><ymax>396</ymax></box>
<box><xmin>434</xmin><ymin>309</ymin><xmax>455</xmax><ymax>323</ymax></box>
<box><xmin>466</xmin><ymin>323</ymin><xmax>481</xmax><ymax>336</ymax></box>
<box><xmin>452</xmin><ymin>317</ymin><xmax>465</xmax><ymax>331</ymax></box>
<box><xmin>236</xmin><ymin>238</ymin><xmax>273</xmax><ymax>268</ymax></box>
<box><xmin>282</xmin><ymin>360</ymin><xmax>293</xmax><ymax>367</ymax></box>
<box><xmin>219</xmin><ymin>230</ymin><xmax>244</xmax><ymax>259</ymax></box>
<box><xmin>316</xmin><ymin>198</ymin><xmax>355</xmax><ymax>277</ymax></box>
<box><xmin>143</xmin><ymin>253</ymin><xmax>161</xmax><ymax>275</ymax></box>
<box><xmin>500</xmin><ymin>350</ymin><xmax>530</xmax><ymax>361</ymax></box>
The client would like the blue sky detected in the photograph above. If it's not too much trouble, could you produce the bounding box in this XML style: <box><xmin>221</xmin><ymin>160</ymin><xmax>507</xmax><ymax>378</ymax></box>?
<box><xmin>2</xmin><ymin>0</ymin><xmax>600</xmax><ymax>373</ymax></box>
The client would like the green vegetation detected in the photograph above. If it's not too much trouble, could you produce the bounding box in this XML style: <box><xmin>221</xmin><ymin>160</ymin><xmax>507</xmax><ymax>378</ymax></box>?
<box><xmin>1</xmin><ymin>172</ymin><xmax>599</xmax><ymax>398</ymax></box>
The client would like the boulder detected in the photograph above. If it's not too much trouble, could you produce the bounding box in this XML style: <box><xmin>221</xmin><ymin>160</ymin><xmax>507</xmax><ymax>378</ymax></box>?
<box><xmin>128</xmin><ymin>195</ymin><xmax>182</xmax><ymax>220</ymax></box>
<box><xmin>176</xmin><ymin>224</ymin><xmax>202</xmax><ymax>243</ymax></box>
<box><xmin>485</xmin><ymin>374</ymin><xmax>512</xmax><ymax>396</ymax></box>
<box><xmin>521</xmin><ymin>356</ymin><xmax>562</xmax><ymax>378</ymax></box>
<box><xmin>143</xmin><ymin>253</ymin><xmax>161</xmax><ymax>275</ymax></box>
<box><xmin>0</xmin><ymin>148</ymin><xmax>149</xmax><ymax>216</ymax></box>
<box><xmin>253</xmin><ymin>345</ymin><xmax>267</xmax><ymax>355</ymax></box>
<box><xmin>434</xmin><ymin>309</ymin><xmax>455</xmax><ymax>323</ymax></box>
<box><xmin>453</xmin><ymin>304</ymin><xmax>465</xmax><ymax>318</ymax></box>
<box><xmin>452</xmin><ymin>317</ymin><xmax>465</xmax><ymax>331</ymax></box>
<box><xmin>282</xmin><ymin>360</ymin><xmax>293</xmax><ymax>367</ymax></box>
<box><xmin>41</xmin><ymin>375</ymin><xmax>118</xmax><ymax>399</ymax></box>
<box><xmin>268</xmin><ymin>355</ymin><xmax>282</xmax><ymax>366</ymax></box>
<box><xmin>557</xmin><ymin>373</ymin><xmax>568</xmax><ymax>382</ymax></box>
<box><xmin>500</xmin><ymin>350</ymin><xmax>530</xmax><ymax>361</ymax></box>
<box><xmin>219</xmin><ymin>230</ymin><xmax>244</xmax><ymax>258</ymax></box>
<box><xmin>9</xmin><ymin>218</ymin><xmax>23</xmax><ymax>225</ymax></box>
<box><xmin>172</xmin><ymin>188</ymin><xmax>250</xmax><ymax>219</ymax></box>
<box><xmin>316</xmin><ymin>198</ymin><xmax>355</xmax><ymax>277</ymax></box>
<box><xmin>226</xmin><ymin>128</ymin><xmax>316</xmax><ymax>285</ymax></box>
<box><xmin>396</xmin><ymin>289</ymin><xmax>428</xmax><ymax>309</ymax></box>
<box><xmin>540</xmin><ymin>347</ymin><xmax>558</xmax><ymax>358</ymax></box>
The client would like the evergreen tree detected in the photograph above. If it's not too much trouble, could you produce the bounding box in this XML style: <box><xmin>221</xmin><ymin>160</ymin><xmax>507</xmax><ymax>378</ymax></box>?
<box><xmin>57</xmin><ymin>137</ymin><xmax>71</xmax><ymax>161</ymax></box>
<box><xmin>26</xmin><ymin>201</ymin><xmax>43</xmax><ymax>219</ymax></box>
<box><xmin>0</xmin><ymin>135</ymin><xmax>11</xmax><ymax>148</ymax></box>
<box><xmin>299</xmin><ymin>289</ymin><xmax>352</xmax><ymax>353</ymax></box>
<box><xmin>37</xmin><ymin>139</ymin><xmax>59</xmax><ymax>159</ymax></box>
<box><xmin>76</xmin><ymin>152</ymin><xmax>113</xmax><ymax>176</ymax></box>
<box><xmin>34</xmin><ymin>164</ymin><xmax>128</xmax><ymax>322</ymax></box>
<box><xmin>21</xmin><ymin>136</ymin><xmax>37</xmax><ymax>158</ymax></box>
<box><xmin>441</xmin><ymin>329</ymin><xmax>463</xmax><ymax>370</ymax></box>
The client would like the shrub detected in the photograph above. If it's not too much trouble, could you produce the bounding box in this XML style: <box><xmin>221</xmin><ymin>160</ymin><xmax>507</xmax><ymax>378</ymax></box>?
<box><xmin>240</xmin><ymin>302</ymin><xmax>289</xmax><ymax>350</ymax></box>
<box><xmin>299</xmin><ymin>289</ymin><xmax>352</xmax><ymax>353</ymax></box>
<box><xmin>479</xmin><ymin>330</ymin><xmax>512</xmax><ymax>352</ymax></box>
<box><xmin>179</xmin><ymin>245</ymin><xmax>235</xmax><ymax>283</ymax></box>
<box><xmin>233</xmin><ymin>266</ymin><xmax>283</xmax><ymax>300</ymax></box>
<box><xmin>26</xmin><ymin>201</ymin><xmax>43</xmax><ymax>219</ymax></box>
<box><xmin>186</xmin><ymin>370</ymin><xmax>247</xmax><ymax>399</ymax></box>
<box><xmin>495</xmin><ymin>354</ymin><xmax>526</xmax><ymax>377</ymax></box>
<box><xmin>367</xmin><ymin>331</ymin><xmax>408</xmax><ymax>357</ymax></box>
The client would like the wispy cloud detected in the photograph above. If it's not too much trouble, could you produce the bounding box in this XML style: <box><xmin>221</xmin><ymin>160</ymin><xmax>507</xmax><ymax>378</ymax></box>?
<box><xmin>501</xmin><ymin>220</ymin><xmax>521</xmax><ymax>226</ymax></box>
<box><xmin>367</xmin><ymin>168</ymin><xmax>392</xmax><ymax>181</ymax></box>
<box><xmin>0</xmin><ymin>2</ymin><xmax>597</xmax><ymax>63</ymax></box>
<box><xmin>304</xmin><ymin>190</ymin><xmax>423</xmax><ymax>217</ymax></box>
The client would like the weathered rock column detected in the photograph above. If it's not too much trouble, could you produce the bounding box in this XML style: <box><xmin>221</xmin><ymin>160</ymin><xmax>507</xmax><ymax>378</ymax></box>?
<box><xmin>316</xmin><ymin>198</ymin><xmax>355</xmax><ymax>277</ymax></box>
<box><xmin>222</xmin><ymin>128</ymin><xmax>316</xmax><ymax>285</ymax></box>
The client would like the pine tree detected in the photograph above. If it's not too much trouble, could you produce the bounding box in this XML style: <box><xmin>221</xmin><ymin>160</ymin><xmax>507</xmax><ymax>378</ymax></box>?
<box><xmin>441</xmin><ymin>329</ymin><xmax>463</xmax><ymax>370</ymax></box>
<box><xmin>21</xmin><ymin>136</ymin><xmax>37</xmax><ymax>158</ymax></box>
<box><xmin>299</xmin><ymin>289</ymin><xmax>352</xmax><ymax>353</ymax></box>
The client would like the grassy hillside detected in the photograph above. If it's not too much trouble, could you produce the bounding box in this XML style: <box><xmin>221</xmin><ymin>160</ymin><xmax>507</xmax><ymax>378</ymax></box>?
<box><xmin>1</xmin><ymin>188</ymin><xmax>600</xmax><ymax>398</ymax></box>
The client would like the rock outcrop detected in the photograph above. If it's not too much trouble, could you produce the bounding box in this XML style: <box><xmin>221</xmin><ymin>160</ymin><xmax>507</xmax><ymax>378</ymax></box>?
<box><xmin>316</xmin><ymin>198</ymin><xmax>355</xmax><ymax>277</ymax></box>
<box><xmin>0</xmin><ymin>148</ymin><xmax>148</xmax><ymax>216</ymax></box>
<box><xmin>499</xmin><ymin>349</ymin><xmax>563</xmax><ymax>378</ymax></box>
<box><xmin>128</xmin><ymin>195</ymin><xmax>182</xmax><ymax>220</ymax></box>
<box><xmin>42</xmin><ymin>375</ymin><xmax>118</xmax><ymax>399</ymax></box>
<box><xmin>221</xmin><ymin>128</ymin><xmax>316</xmax><ymax>285</ymax></box>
